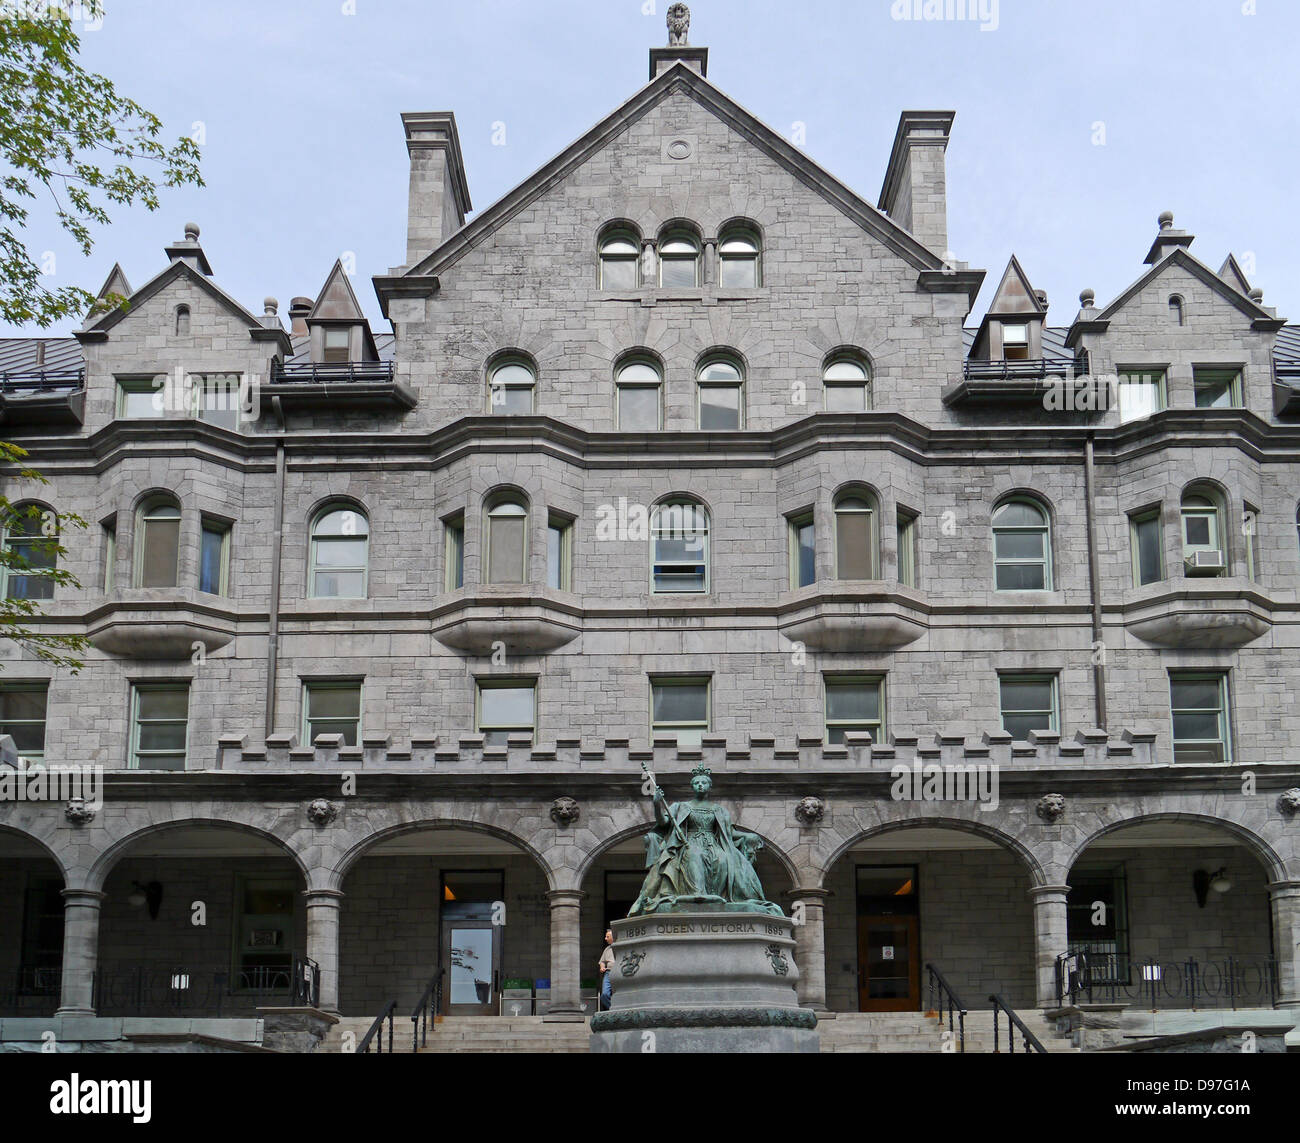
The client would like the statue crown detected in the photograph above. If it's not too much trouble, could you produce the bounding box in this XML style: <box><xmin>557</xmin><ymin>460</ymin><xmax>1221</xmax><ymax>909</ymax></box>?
<box><xmin>691</xmin><ymin>764</ymin><xmax>712</xmax><ymax>778</ymax></box>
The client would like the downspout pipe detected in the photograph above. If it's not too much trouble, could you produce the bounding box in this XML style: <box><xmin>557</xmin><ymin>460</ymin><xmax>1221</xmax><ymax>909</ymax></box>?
<box><xmin>1082</xmin><ymin>433</ymin><xmax>1107</xmax><ymax>729</ymax></box>
<box><xmin>264</xmin><ymin>395</ymin><xmax>287</xmax><ymax>737</ymax></box>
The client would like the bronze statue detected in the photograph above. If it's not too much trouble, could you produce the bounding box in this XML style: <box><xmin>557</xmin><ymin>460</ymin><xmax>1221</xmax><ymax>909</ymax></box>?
<box><xmin>630</xmin><ymin>764</ymin><xmax>782</xmax><ymax>916</ymax></box>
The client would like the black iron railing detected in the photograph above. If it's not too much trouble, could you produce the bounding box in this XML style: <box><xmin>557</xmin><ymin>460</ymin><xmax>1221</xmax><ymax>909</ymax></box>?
<box><xmin>990</xmin><ymin>993</ymin><xmax>1047</xmax><ymax>1054</ymax></box>
<box><xmin>89</xmin><ymin>962</ymin><xmax>312</xmax><ymax>1016</ymax></box>
<box><xmin>962</xmin><ymin>357</ymin><xmax>1088</xmax><ymax>382</ymax></box>
<box><xmin>925</xmin><ymin>962</ymin><xmax>966</xmax><ymax>1053</ymax></box>
<box><xmin>0</xmin><ymin>369</ymin><xmax>85</xmax><ymax>393</ymax></box>
<box><xmin>270</xmin><ymin>360</ymin><xmax>394</xmax><ymax>385</ymax></box>
<box><xmin>357</xmin><ymin>999</ymin><xmax>396</xmax><ymax>1054</ymax></box>
<box><xmin>1055</xmin><ymin>952</ymin><xmax>1279</xmax><ymax>1011</ymax></box>
<box><xmin>410</xmin><ymin>965</ymin><xmax>444</xmax><ymax>1053</ymax></box>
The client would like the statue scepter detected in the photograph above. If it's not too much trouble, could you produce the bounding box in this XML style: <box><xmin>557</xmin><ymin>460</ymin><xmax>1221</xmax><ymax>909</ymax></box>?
<box><xmin>641</xmin><ymin>761</ymin><xmax>687</xmax><ymax>849</ymax></box>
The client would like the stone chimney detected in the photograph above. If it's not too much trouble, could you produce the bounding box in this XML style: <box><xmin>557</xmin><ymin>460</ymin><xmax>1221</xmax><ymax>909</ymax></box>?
<box><xmin>650</xmin><ymin>3</ymin><xmax>708</xmax><ymax>79</ymax></box>
<box><xmin>288</xmin><ymin>297</ymin><xmax>313</xmax><ymax>337</ymax></box>
<box><xmin>402</xmin><ymin>112</ymin><xmax>471</xmax><ymax>269</ymax></box>
<box><xmin>164</xmin><ymin>222</ymin><xmax>213</xmax><ymax>275</ymax></box>
<box><xmin>878</xmin><ymin>112</ymin><xmax>955</xmax><ymax>257</ymax></box>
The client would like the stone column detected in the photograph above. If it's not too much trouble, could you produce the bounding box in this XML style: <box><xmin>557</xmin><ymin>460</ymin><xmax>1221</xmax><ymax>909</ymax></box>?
<box><xmin>544</xmin><ymin>888</ymin><xmax>585</xmax><ymax>1022</ymax></box>
<box><xmin>702</xmin><ymin>239</ymin><xmax>717</xmax><ymax>286</ymax></box>
<box><xmin>789</xmin><ymin>888</ymin><xmax>830</xmax><ymax>1012</ymax></box>
<box><xmin>303</xmin><ymin>888</ymin><xmax>344</xmax><ymax>1014</ymax></box>
<box><xmin>640</xmin><ymin>240</ymin><xmax>657</xmax><ymax>287</ymax></box>
<box><xmin>1029</xmin><ymin>884</ymin><xmax>1071</xmax><ymax>1009</ymax></box>
<box><xmin>1269</xmin><ymin>881</ymin><xmax>1300</xmax><ymax>1007</ymax></box>
<box><xmin>56</xmin><ymin>888</ymin><xmax>105</xmax><ymax>1016</ymax></box>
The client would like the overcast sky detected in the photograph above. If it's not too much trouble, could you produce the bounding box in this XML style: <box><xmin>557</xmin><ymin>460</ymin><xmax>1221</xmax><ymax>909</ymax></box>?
<box><xmin>15</xmin><ymin>0</ymin><xmax>1300</xmax><ymax>335</ymax></box>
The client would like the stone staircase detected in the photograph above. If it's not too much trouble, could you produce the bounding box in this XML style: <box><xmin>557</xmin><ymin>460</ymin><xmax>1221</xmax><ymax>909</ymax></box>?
<box><xmin>317</xmin><ymin>1010</ymin><xmax>1077</xmax><ymax>1054</ymax></box>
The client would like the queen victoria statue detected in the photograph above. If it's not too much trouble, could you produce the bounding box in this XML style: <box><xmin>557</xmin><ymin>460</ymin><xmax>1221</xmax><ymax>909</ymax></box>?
<box><xmin>630</xmin><ymin>765</ymin><xmax>782</xmax><ymax>916</ymax></box>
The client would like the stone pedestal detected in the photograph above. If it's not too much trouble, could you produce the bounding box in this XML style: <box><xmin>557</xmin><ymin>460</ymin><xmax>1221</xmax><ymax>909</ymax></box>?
<box><xmin>589</xmin><ymin>910</ymin><xmax>819</xmax><ymax>1053</ymax></box>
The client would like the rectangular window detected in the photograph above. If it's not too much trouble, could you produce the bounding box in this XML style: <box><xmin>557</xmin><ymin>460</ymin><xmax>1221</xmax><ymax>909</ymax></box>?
<box><xmin>234</xmin><ymin>876</ymin><xmax>296</xmax><ymax>990</ymax></box>
<box><xmin>103</xmin><ymin>520</ymin><xmax>116</xmax><ymax>592</ymax></box>
<box><xmin>0</xmin><ymin>683</ymin><xmax>48</xmax><ymax>762</ymax></box>
<box><xmin>789</xmin><ymin>513</ymin><xmax>816</xmax><ymax>589</ymax></box>
<box><xmin>322</xmin><ymin>327</ymin><xmax>351</xmax><ymax>364</ymax></box>
<box><xmin>130</xmin><ymin>684</ymin><xmax>189</xmax><ymax>771</ymax></box>
<box><xmin>302</xmin><ymin>681</ymin><xmax>362</xmax><ymax>747</ymax></box>
<box><xmin>198</xmin><ymin>518</ymin><xmax>231</xmax><ymax>596</ymax></box>
<box><xmin>999</xmin><ymin>674</ymin><xmax>1058</xmax><ymax>740</ymax></box>
<box><xmin>1116</xmin><ymin>370</ymin><xmax>1166</xmax><ymax>423</ymax></box>
<box><xmin>1001</xmin><ymin>322</ymin><xmax>1030</xmax><ymax>361</ymax></box>
<box><xmin>1170</xmin><ymin>672</ymin><xmax>1231</xmax><ymax>763</ymax></box>
<box><xmin>547</xmin><ymin>515</ymin><xmax>573</xmax><ymax>591</ymax></box>
<box><xmin>115</xmin><ymin>377</ymin><xmax>162</xmax><ymax>419</ymax></box>
<box><xmin>1129</xmin><ymin>508</ymin><xmax>1163</xmax><ymax>587</ymax></box>
<box><xmin>824</xmin><ymin>675</ymin><xmax>884</xmax><ymax>745</ymax></box>
<box><xmin>1193</xmin><ymin>367</ymin><xmax>1243</xmax><ymax>409</ymax></box>
<box><xmin>836</xmin><ymin>505</ymin><xmax>874</xmax><ymax>579</ymax></box>
<box><xmin>651</xmin><ymin>677</ymin><xmax>710</xmax><ymax>747</ymax></box>
<box><xmin>897</xmin><ymin>509</ymin><xmax>919</xmax><ymax>588</ymax></box>
<box><xmin>698</xmin><ymin>384</ymin><xmax>742</xmax><ymax>430</ymax></box>
<box><xmin>477</xmin><ymin>680</ymin><xmax>536</xmax><ymax>747</ymax></box>
<box><xmin>195</xmin><ymin>374</ymin><xmax>244</xmax><ymax>430</ymax></box>
<box><xmin>617</xmin><ymin>384</ymin><xmax>661</xmax><ymax>431</ymax></box>
<box><xmin>444</xmin><ymin>515</ymin><xmax>465</xmax><ymax>591</ymax></box>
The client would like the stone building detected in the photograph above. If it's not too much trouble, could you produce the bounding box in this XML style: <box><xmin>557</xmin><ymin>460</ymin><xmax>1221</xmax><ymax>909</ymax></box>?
<box><xmin>1</xmin><ymin>15</ymin><xmax>1298</xmax><ymax>1051</ymax></box>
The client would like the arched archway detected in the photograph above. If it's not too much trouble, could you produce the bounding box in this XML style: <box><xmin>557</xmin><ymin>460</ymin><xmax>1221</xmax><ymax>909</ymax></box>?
<box><xmin>0</xmin><ymin>825</ymin><xmax>67</xmax><ymax>1017</ymax></box>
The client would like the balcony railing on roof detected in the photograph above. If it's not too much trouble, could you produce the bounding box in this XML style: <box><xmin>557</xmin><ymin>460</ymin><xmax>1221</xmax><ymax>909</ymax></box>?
<box><xmin>962</xmin><ymin>356</ymin><xmax>1088</xmax><ymax>382</ymax></box>
<box><xmin>270</xmin><ymin>359</ymin><xmax>394</xmax><ymax>385</ymax></box>
<box><xmin>0</xmin><ymin>368</ymin><xmax>85</xmax><ymax>393</ymax></box>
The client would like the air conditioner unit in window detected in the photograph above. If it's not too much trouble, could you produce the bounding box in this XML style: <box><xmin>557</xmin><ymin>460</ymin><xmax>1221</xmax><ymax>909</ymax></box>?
<box><xmin>1185</xmin><ymin>550</ymin><xmax>1225</xmax><ymax>574</ymax></box>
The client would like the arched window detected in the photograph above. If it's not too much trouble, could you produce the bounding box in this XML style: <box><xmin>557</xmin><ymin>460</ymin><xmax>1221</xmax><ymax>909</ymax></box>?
<box><xmin>1180</xmin><ymin>488</ymin><xmax>1226</xmax><ymax>575</ymax></box>
<box><xmin>485</xmin><ymin>495</ymin><xmax>529</xmax><ymax>584</ymax></box>
<box><xmin>696</xmin><ymin>356</ymin><xmax>744</xmax><ymax>430</ymax></box>
<box><xmin>658</xmin><ymin>229</ymin><xmax>700</xmax><ymax>288</ymax></box>
<box><xmin>1169</xmin><ymin>295</ymin><xmax>1185</xmax><ymax>326</ymax></box>
<box><xmin>175</xmin><ymin>305</ymin><xmax>190</xmax><ymax>336</ymax></box>
<box><xmin>718</xmin><ymin>225</ymin><xmax>761</xmax><ymax>288</ymax></box>
<box><xmin>487</xmin><ymin>357</ymin><xmax>536</xmax><ymax>415</ymax></box>
<box><xmin>833</xmin><ymin>490</ymin><xmax>879</xmax><ymax>580</ymax></box>
<box><xmin>992</xmin><ymin>498</ymin><xmax>1052</xmax><ymax>591</ymax></box>
<box><xmin>651</xmin><ymin>499</ymin><xmax>710</xmax><ymax>593</ymax></box>
<box><xmin>1</xmin><ymin>504</ymin><xmax>56</xmax><ymax>601</ymax></box>
<box><xmin>615</xmin><ymin>357</ymin><xmax>663</xmax><ymax>431</ymax></box>
<box><xmin>309</xmin><ymin>504</ymin><xmax>369</xmax><ymax>598</ymax></box>
<box><xmin>599</xmin><ymin>228</ymin><xmax>641</xmax><ymax>290</ymax></box>
<box><xmin>823</xmin><ymin>355</ymin><xmax>872</xmax><ymax>413</ymax></box>
<box><xmin>135</xmin><ymin>496</ymin><xmax>182</xmax><ymax>588</ymax></box>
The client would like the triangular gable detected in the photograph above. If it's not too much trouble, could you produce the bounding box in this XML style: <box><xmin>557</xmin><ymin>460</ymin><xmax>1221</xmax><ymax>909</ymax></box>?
<box><xmin>987</xmin><ymin>255</ymin><xmax>1045</xmax><ymax>316</ymax></box>
<box><xmin>1218</xmin><ymin>254</ymin><xmax>1253</xmax><ymax>296</ymax></box>
<box><xmin>1095</xmin><ymin>247</ymin><xmax>1276</xmax><ymax>326</ymax></box>
<box><xmin>402</xmin><ymin>62</ymin><xmax>943</xmax><ymax>280</ymax></box>
<box><xmin>308</xmin><ymin>260</ymin><xmax>367</xmax><ymax>322</ymax></box>
<box><xmin>96</xmin><ymin>263</ymin><xmax>132</xmax><ymax>302</ymax></box>
<box><xmin>86</xmin><ymin>258</ymin><xmax>265</xmax><ymax>335</ymax></box>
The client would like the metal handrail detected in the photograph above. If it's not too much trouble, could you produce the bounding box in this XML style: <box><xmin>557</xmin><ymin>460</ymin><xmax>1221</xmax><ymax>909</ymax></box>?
<box><xmin>357</xmin><ymin>999</ymin><xmax>396</xmax><ymax>1054</ymax></box>
<box><xmin>924</xmin><ymin>962</ymin><xmax>966</xmax><ymax>1053</ymax></box>
<box><xmin>1056</xmin><ymin>951</ymin><xmax>1279</xmax><ymax>1011</ymax></box>
<box><xmin>271</xmin><ymin>360</ymin><xmax>394</xmax><ymax>385</ymax></box>
<box><xmin>989</xmin><ymin>993</ymin><xmax>1047</xmax><ymax>1054</ymax></box>
<box><xmin>0</xmin><ymin>369</ymin><xmax>85</xmax><ymax>393</ymax></box>
<box><xmin>410</xmin><ymin>965</ymin><xmax>444</xmax><ymax>1053</ymax></box>
<box><xmin>962</xmin><ymin>357</ymin><xmax>1087</xmax><ymax>382</ymax></box>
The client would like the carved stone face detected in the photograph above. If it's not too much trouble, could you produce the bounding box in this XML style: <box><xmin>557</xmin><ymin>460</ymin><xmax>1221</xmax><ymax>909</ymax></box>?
<box><xmin>691</xmin><ymin>774</ymin><xmax>711</xmax><ymax>797</ymax></box>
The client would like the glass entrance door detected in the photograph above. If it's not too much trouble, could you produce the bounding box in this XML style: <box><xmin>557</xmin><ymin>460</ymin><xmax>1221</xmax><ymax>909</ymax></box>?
<box><xmin>443</xmin><ymin>919</ymin><xmax>502</xmax><ymax>1015</ymax></box>
<box><xmin>857</xmin><ymin>915</ymin><xmax>920</xmax><ymax>1012</ymax></box>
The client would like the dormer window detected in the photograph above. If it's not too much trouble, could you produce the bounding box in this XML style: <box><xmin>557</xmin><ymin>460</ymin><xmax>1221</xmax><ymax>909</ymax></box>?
<box><xmin>1001</xmin><ymin>323</ymin><xmax>1030</xmax><ymax>361</ymax></box>
<box><xmin>322</xmin><ymin>328</ymin><xmax>351</xmax><ymax>364</ymax></box>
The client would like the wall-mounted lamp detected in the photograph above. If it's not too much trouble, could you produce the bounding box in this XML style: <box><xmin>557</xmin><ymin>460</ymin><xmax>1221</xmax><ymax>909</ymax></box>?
<box><xmin>1193</xmin><ymin>868</ymin><xmax>1231</xmax><ymax>908</ymax></box>
<box><xmin>128</xmin><ymin>880</ymin><xmax>163</xmax><ymax>920</ymax></box>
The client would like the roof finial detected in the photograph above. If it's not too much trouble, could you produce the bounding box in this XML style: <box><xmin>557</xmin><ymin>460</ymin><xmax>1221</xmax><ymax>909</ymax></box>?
<box><xmin>667</xmin><ymin>3</ymin><xmax>690</xmax><ymax>46</ymax></box>
<box><xmin>1158</xmin><ymin>210</ymin><xmax>1174</xmax><ymax>231</ymax></box>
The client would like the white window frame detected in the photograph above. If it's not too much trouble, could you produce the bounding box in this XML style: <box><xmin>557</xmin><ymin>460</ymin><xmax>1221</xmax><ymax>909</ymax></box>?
<box><xmin>309</xmin><ymin>504</ymin><xmax>370</xmax><ymax>600</ymax></box>
<box><xmin>129</xmin><ymin>683</ymin><xmax>190</xmax><ymax>771</ymax></box>
<box><xmin>301</xmin><ymin>679</ymin><xmax>363</xmax><ymax>747</ymax></box>
<box><xmin>651</xmin><ymin>500</ymin><xmax>710</xmax><ymax>595</ymax></box>
<box><xmin>998</xmin><ymin>673</ymin><xmax>1059</xmax><ymax>740</ymax></box>
<box><xmin>476</xmin><ymin>679</ymin><xmax>537</xmax><ymax>745</ymax></box>
<box><xmin>1169</xmin><ymin>672</ymin><xmax>1232</xmax><ymax>764</ymax></box>
<box><xmin>823</xmin><ymin>674</ymin><xmax>884</xmax><ymax>745</ymax></box>
<box><xmin>992</xmin><ymin>498</ymin><xmax>1052</xmax><ymax>592</ymax></box>
<box><xmin>650</xmin><ymin>676</ymin><xmax>711</xmax><ymax>746</ymax></box>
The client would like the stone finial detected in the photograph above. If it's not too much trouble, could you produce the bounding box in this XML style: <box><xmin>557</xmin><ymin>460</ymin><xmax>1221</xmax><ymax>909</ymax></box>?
<box><xmin>263</xmin><ymin>296</ymin><xmax>278</xmax><ymax>316</ymax></box>
<box><xmin>1036</xmin><ymin>793</ymin><xmax>1067</xmax><ymax>823</ymax></box>
<box><xmin>667</xmin><ymin>2</ymin><xmax>690</xmax><ymax>45</ymax></box>
<box><xmin>794</xmin><ymin>796</ymin><xmax>825</xmax><ymax>826</ymax></box>
<box><xmin>550</xmin><ymin>796</ymin><xmax>580</xmax><ymax>827</ymax></box>
<box><xmin>1158</xmin><ymin>210</ymin><xmax>1174</xmax><ymax>231</ymax></box>
<box><xmin>1249</xmin><ymin>287</ymin><xmax>1264</xmax><ymax>304</ymax></box>
<box><xmin>1079</xmin><ymin>288</ymin><xmax>1095</xmax><ymax>308</ymax></box>
<box><xmin>1278</xmin><ymin>788</ymin><xmax>1300</xmax><ymax>818</ymax></box>
<box><xmin>64</xmin><ymin>797</ymin><xmax>95</xmax><ymax>825</ymax></box>
<box><xmin>306</xmin><ymin>798</ymin><xmax>339</xmax><ymax>827</ymax></box>
<box><xmin>184</xmin><ymin>222</ymin><xmax>201</xmax><ymax>241</ymax></box>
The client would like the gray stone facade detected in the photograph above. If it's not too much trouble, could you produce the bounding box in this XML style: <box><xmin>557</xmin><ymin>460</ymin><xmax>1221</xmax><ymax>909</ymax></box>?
<box><xmin>1</xmin><ymin>26</ymin><xmax>1299</xmax><ymax>1046</ymax></box>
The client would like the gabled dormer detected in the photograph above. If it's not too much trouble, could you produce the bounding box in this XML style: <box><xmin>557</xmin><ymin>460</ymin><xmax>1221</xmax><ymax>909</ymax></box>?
<box><xmin>969</xmin><ymin>255</ymin><xmax>1047</xmax><ymax>363</ymax></box>
<box><xmin>305</xmin><ymin>260</ymin><xmax>379</xmax><ymax>365</ymax></box>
